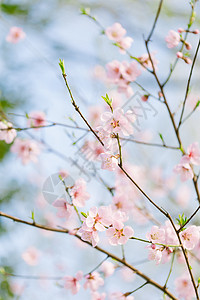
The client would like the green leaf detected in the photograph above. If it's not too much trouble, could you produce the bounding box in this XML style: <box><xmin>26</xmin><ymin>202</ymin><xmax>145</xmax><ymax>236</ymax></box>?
<box><xmin>81</xmin><ymin>212</ymin><xmax>87</xmax><ymax>218</ymax></box>
<box><xmin>158</xmin><ymin>133</ymin><xmax>165</xmax><ymax>145</ymax></box>
<box><xmin>101</xmin><ymin>94</ymin><xmax>113</xmax><ymax>111</ymax></box>
<box><xmin>176</xmin><ymin>213</ymin><xmax>188</xmax><ymax>229</ymax></box>
<box><xmin>80</xmin><ymin>7</ymin><xmax>91</xmax><ymax>15</ymax></box>
<box><xmin>59</xmin><ymin>59</ymin><xmax>65</xmax><ymax>75</ymax></box>
<box><xmin>195</xmin><ymin>100</ymin><xmax>200</xmax><ymax>108</ymax></box>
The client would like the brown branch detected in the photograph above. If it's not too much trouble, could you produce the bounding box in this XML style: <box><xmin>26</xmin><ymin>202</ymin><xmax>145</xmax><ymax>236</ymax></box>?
<box><xmin>0</xmin><ymin>211</ymin><xmax>178</xmax><ymax>300</ymax></box>
<box><xmin>146</xmin><ymin>0</ymin><xmax>164</xmax><ymax>43</ymax></box>
<box><xmin>144</xmin><ymin>34</ymin><xmax>200</xmax><ymax>300</ymax></box>
<box><xmin>178</xmin><ymin>38</ymin><xmax>200</xmax><ymax>128</ymax></box>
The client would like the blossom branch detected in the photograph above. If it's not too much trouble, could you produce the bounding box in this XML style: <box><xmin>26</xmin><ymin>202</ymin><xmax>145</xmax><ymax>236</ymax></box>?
<box><xmin>0</xmin><ymin>211</ymin><xmax>178</xmax><ymax>300</ymax></box>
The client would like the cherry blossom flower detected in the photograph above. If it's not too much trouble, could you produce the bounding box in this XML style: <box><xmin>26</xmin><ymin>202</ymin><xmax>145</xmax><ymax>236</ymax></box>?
<box><xmin>138</xmin><ymin>52</ymin><xmax>159</xmax><ymax>70</ymax></box>
<box><xmin>78</xmin><ymin>226</ymin><xmax>99</xmax><ymax>247</ymax></box>
<box><xmin>180</xmin><ymin>225</ymin><xmax>199</xmax><ymax>250</ymax></box>
<box><xmin>6</xmin><ymin>27</ymin><xmax>26</xmax><ymax>43</ymax></box>
<box><xmin>52</xmin><ymin>198</ymin><xmax>73</xmax><ymax>218</ymax></box>
<box><xmin>173</xmin><ymin>162</ymin><xmax>194</xmax><ymax>181</ymax></box>
<box><xmin>165</xmin><ymin>30</ymin><xmax>180</xmax><ymax>48</ymax></box>
<box><xmin>101</xmin><ymin>108</ymin><xmax>135</xmax><ymax>136</ymax></box>
<box><xmin>0</xmin><ymin>121</ymin><xmax>16</xmax><ymax>144</ymax></box>
<box><xmin>63</xmin><ymin>271</ymin><xmax>83</xmax><ymax>294</ymax></box>
<box><xmin>96</xmin><ymin>126</ymin><xmax>118</xmax><ymax>152</ymax></box>
<box><xmin>22</xmin><ymin>247</ymin><xmax>40</xmax><ymax>266</ymax></box>
<box><xmin>110</xmin><ymin>292</ymin><xmax>134</xmax><ymax>300</ymax></box>
<box><xmin>100</xmin><ymin>261</ymin><xmax>115</xmax><ymax>277</ymax></box>
<box><xmin>106</xmin><ymin>221</ymin><xmax>134</xmax><ymax>245</ymax></box>
<box><xmin>118</xmin><ymin>36</ymin><xmax>133</xmax><ymax>53</ymax></box>
<box><xmin>146</xmin><ymin>225</ymin><xmax>165</xmax><ymax>244</ymax></box>
<box><xmin>175</xmin><ymin>274</ymin><xmax>195</xmax><ymax>300</ymax></box>
<box><xmin>27</xmin><ymin>111</ymin><xmax>46</xmax><ymax>129</ymax></box>
<box><xmin>106</xmin><ymin>60</ymin><xmax>122</xmax><ymax>83</ymax></box>
<box><xmin>81</xmin><ymin>140</ymin><xmax>104</xmax><ymax>161</ymax></box>
<box><xmin>105</xmin><ymin>23</ymin><xmax>133</xmax><ymax>54</ymax></box>
<box><xmin>70</xmin><ymin>178</ymin><xmax>90</xmax><ymax>207</ymax></box>
<box><xmin>84</xmin><ymin>206</ymin><xmax>112</xmax><ymax>231</ymax></box>
<box><xmin>120</xmin><ymin>61</ymin><xmax>141</xmax><ymax>82</ymax></box>
<box><xmin>105</xmin><ymin>23</ymin><xmax>126</xmax><ymax>42</ymax></box>
<box><xmin>84</xmin><ymin>271</ymin><xmax>104</xmax><ymax>291</ymax></box>
<box><xmin>163</xmin><ymin>220</ymin><xmax>179</xmax><ymax>245</ymax></box>
<box><xmin>99</xmin><ymin>152</ymin><xmax>118</xmax><ymax>171</ymax></box>
<box><xmin>11</xmin><ymin>138</ymin><xmax>40</xmax><ymax>165</ymax></box>
<box><xmin>147</xmin><ymin>245</ymin><xmax>163</xmax><ymax>265</ymax></box>
<box><xmin>91</xmin><ymin>292</ymin><xmax>106</xmax><ymax>300</ymax></box>
<box><xmin>181</xmin><ymin>142</ymin><xmax>200</xmax><ymax>165</ymax></box>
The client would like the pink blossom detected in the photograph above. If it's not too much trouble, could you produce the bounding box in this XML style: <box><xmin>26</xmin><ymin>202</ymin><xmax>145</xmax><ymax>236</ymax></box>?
<box><xmin>173</xmin><ymin>162</ymin><xmax>194</xmax><ymax>181</ymax></box>
<box><xmin>175</xmin><ymin>274</ymin><xmax>195</xmax><ymax>300</ymax></box>
<box><xmin>118</xmin><ymin>36</ymin><xmax>133</xmax><ymax>53</ymax></box>
<box><xmin>101</xmin><ymin>108</ymin><xmax>135</xmax><ymax>136</ymax></box>
<box><xmin>146</xmin><ymin>225</ymin><xmax>165</xmax><ymax>244</ymax></box>
<box><xmin>165</xmin><ymin>30</ymin><xmax>180</xmax><ymax>48</ymax></box>
<box><xmin>106</xmin><ymin>221</ymin><xmax>134</xmax><ymax>245</ymax></box>
<box><xmin>112</xmin><ymin>195</ymin><xmax>133</xmax><ymax>213</ymax></box>
<box><xmin>117</xmin><ymin>82</ymin><xmax>134</xmax><ymax>98</ymax></box>
<box><xmin>84</xmin><ymin>271</ymin><xmax>104</xmax><ymax>291</ymax></box>
<box><xmin>163</xmin><ymin>220</ymin><xmax>179</xmax><ymax>245</ymax></box>
<box><xmin>181</xmin><ymin>142</ymin><xmax>200</xmax><ymax>165</ymax></box>
<box><xmin>52</xmin><ymin>198</ymin><xmax>73</xmax><ymax>218</ymax></box>
<box><xmin>99</xmin><ymin>152</ymin><xmax>118</xmax><ymax>171</ymax></box>
<box><xmin>10</xmin><ymin>282</ymin><xmax>25</xmax><ymax>296</ymax></box>
<box><xmin>147</xmin><ymin>246</ymin><xmax>163</xmax><ymax>265</ymax></box>
<box><xmin>120</xmin><ymin>61</ymin><xmax>141</xmax><ymax>82</ymax></box>
<box><xmin>180</xmin><ymin>225</ymin><xmax>199</xmax><ymax>250</ymax></box>
<box><xmin>27</xmin><ymin>111</ymin><xmax>46</xmax><ymax>129</ymax></box>
<box><xmin>11</xmin><ymin>138</ymin><xmax>40</xmax><ymax>164</ymax></box>
<box><xmin>81</xmin><ymin>140</ymin><xmax>104</xmax><ymax>160</ymax></box>
<box><xmin>63</xmin><ymin>271</ymin><xmax>83</xmax><ymax>294</ymax></box>
<box><xmin>161</xmin><ymin>247</ymin><xmax>173</xmax><ymax>264</ymax></box>
<box><xmin>120</xmin><ymin>267</ymin><xmax>135</xmax><ymax>282</ymax></box>
<box><xmin>85</xmin><ymin>206</ymin><xmax>112</xmax><ymax>231</ymax></box>
<box><xmin>59</xmin><ymin>169</ymin><xmax>69</xmax><ymax>179</ymax></box>
<box><xmin>6</xmin><ymin>27</ymin><xmax>26</xmax><ymax>44</ymax></box>
<box><xmin>138</xmin><ymin>52</ymin><xmax>159</xmax><ymax>70</ymax></box>
<box><xmin>106</xmin><ymin>60</ymin><xmax>122</xmax><ymax>83</ymax></box>
<box><xmin>22</xmin><ymin>247</ymin><xmax>40</xmax><ymax>266</ymax></box>
<box><xmin>70</xmin><ymin>178</ymin><xmax>90</xmax><ymax>207</ymax></box>
<box><xmin>91</xmin><ymin>292</ymin><xmax>106</xmax><ymax>300</ymax></box>
<box><xmin>100</xmin><ymin>261</ymin><xmax>115</xmax><ymax>277</ymax></box>
<box><xmin>110</xmin><ymin>292</ymin><xmax>134</xmax><ymax>300</ymax></box>
<box><xmin>96</xmin><ymin>126</ymin><xmax>118</xmax><ymax>152</ymax></box>
<box><xmin>105</xmin><ymin>23</ymin><xmax>126</xmax><ymax>42</ymax></box>
<box><xmin>78</xmin><ymin>226</ymin><xmax>99</xmax><ymax>247</ymax></box>
<box><xmin>0</xmin><ymin>121</ymin><xmax>16</xmax><ymax>144</ymax></box>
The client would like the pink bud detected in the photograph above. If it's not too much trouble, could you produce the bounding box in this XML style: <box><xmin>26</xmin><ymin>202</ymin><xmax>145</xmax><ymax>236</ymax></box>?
<box><xmin>178</xmin><ymin>27</ymin><xmax>185</xmax><ymax>33</ymax></box>
<box><xmin>176</xmin><ymin>51</ymin><xmax>183</xmax><ymax>58</ymax></box>
<box><xmin>141</xmin><ymin>95</ymin><xmax>149</xmax><ymax>102</ymax></box>
<box><xmin>193</xmin><ymin>29</ymin><xmax>199</xmax><ymax>34</ymax></box>
<box><xmin>151</xmin><ymin>244</ymin><xmax>156</xmax><ymax>250</ymax></box>
<box><xmin>185</xmin><ymin>42</ymin><xmax>192</xmax><ymax>50</ymax></box>
<box><xmin>185</xmin><ymin>57</ymin><xmax>192</xmax><ymax>64</ymax></box>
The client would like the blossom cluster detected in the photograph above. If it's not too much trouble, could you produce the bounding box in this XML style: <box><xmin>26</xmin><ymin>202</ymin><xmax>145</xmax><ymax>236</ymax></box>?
<box><xmin>174</xmin><ymin>142</ymin><xmax>200</xmax><ymax>181</ymax></box>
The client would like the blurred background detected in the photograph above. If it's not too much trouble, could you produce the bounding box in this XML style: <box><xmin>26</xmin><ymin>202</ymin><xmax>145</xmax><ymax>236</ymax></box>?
<box><xmin>0</xmin><ymin>0</ymin><xmax>200</xmax><ymax>299</ymax></box>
